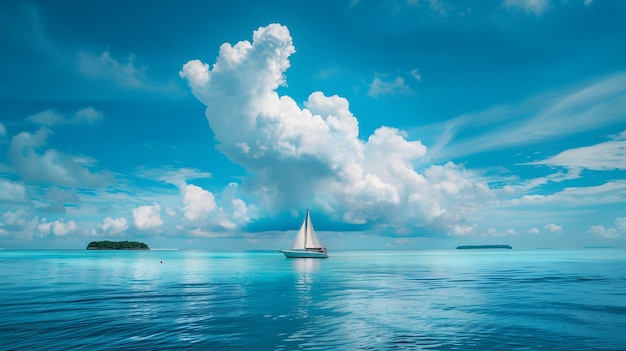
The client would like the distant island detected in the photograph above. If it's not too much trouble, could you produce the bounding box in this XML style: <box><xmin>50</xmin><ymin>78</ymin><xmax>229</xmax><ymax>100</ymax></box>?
<box><xmin>86</xmin><ymin>241</ymin><xmax>149</xmax><ymax>250</ymax></box>
<box><xmin>456</xmin><ymin>245</ymin><xmax>512</xmax><ymax>250</ymax></box>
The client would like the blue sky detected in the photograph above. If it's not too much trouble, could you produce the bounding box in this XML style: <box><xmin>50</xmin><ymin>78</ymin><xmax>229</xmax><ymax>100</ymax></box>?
<box><xmin>1</xmin><ymin>0</ymin><xmax>625</xmax><ymax>250</ymax></box>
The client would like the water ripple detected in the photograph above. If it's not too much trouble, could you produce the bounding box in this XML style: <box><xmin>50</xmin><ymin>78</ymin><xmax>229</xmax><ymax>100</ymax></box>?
<box><xmin>1</xmin><ymin>250</ymin><xmax>625</xmax><ymax>350</ymax></box>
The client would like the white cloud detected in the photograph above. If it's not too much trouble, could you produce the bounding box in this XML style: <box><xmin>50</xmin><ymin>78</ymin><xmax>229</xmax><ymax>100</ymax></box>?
<box><xmin>0</xmin><ymin>122</ymin><xmax>7</xmax><ymax>137</ymax></box>
<box><xmin>177</xmin><ymin>182</ymin><xmax>253</xmax><ymax>232</ymax></box>
<box><xmin>183</xmin><ymin>184</ymin><xmax>217</xmax><ymax>221</ymax></box>
<box><xmin>427</xmin><ymin>0</ymin><xmax>450</xmax><ymax>15</ymax></box>
<box><xmin>480</xmin><ymin>227</ymin><xmax>518</xmax><ymax>237</ymax></box>
<box><xmin>0</xmin><ymin>209</ymin><xmax>37</xmax><ymax>239</ymax></box>
<box><xmin>37</xmin><ymin>218</ymin><xmax>77</xmax><ymax>237</ymax></box>
<box><xmin>588</xmin><ymin>225</ymin><xmax>618</xmax><ymax>239</ymax></box>
<box><xmin>75</xmin><ymin>107</ymin><xmax>103</xmax><ymax>123</ymax></box>
<box><xmin>450</xmin><ymin>223</ymin><xmax>477</xmax><ymax>235</ymax></box>
<box><xmin>508</xmin><ymin>180</ymin><xmax>626</xmax><ymax>209</ymax></box>
<box><xmin>132</xmin><ymin>203</ymin><xmax>163</xmax><ymax>231</ymax></box>
<box><xmin>503</xmin><ymin>0</ymin><xmax>549</xmax><ymax>15</ymax></box>
<box><xmin>611</xmin><ymin>130</ymin><xmax>626</xmax><ymax>140</ymax></box>
<box><xmin>528</xmin><ymin>227</ymin><xmax>539</xmax><ymax>234</ymax></box>
<box><xmin>137</xmin><ymin>167</ymin><xmax>212</xmax><ymax>188</ymax></box>
<box><xmin>587</xmin><ymin>217</ymin><xmax>626</xmax><ymax>239</ymax></box>
<box><xmin>529</xmin><ymin>138</ymin><xmax>626</xmax><ymax>171</ymax></box>
<box><xmin>7</xmin><ymin>128</ymin><xmax>113</xmax><ymax>187</ymax></box>
<box><xmin>52</xmin><ymin>218</ymin><xmax>76</xmax><ymax>236</ymax></box>
<box><xmin>111</xmin><ymin>168</ymin><xmax>253</xmax><ymax>234</ymax></box>
<box><xmin>504</xmin><ymin>228</ymin><xmax>518</xmax><ymax>236</ymax></box>
<box><xmin>617</xmin><ymin>217</ymin><xmax>626</xmax><ymax>232</ymax></box>
<box><xmin>26</xmin><ymin>107</ymin><xmax>103</xmax><ymax>126</ymax></box>
<box><xmin>215</xmin><ymin>183</ymin><xmax>254</xmax><ymax>228</ymax></box>
<box><xmin>26</xmin><ymin>110</ymin><xmax>65</xmax><ymax>125</ymax></box>
<box><xmin>409</xmin><ymin>69</ymin><xmax>421</xmax><ymax>82</ymax></box>
<box><xmin>584</xmin><ymin>0</ymin><xmax>594</xmax><ymax>6</ymax></box>
<box><xmin>505</xmin><ymin>168</ymin><xmax>583</xmax><ymax>200</ymax></box>
<box><xmin>99</xmin><ymin>217</ymin><xmax>129</xmax><ymax>235</ymax></box>
<box><xmin>368</xmin><ymin>75</ymin><xmax>414</xmax><ymax>97</ymax></box>
<box><xmin>79</xmin><ymin>51</ymin><xmax>179</xmax><ymax>94</ymax></box>
<box><xmin>181</xmin><ymin>23</ymin><xmax>493</xmax><ymax>235</ymax></box>
<box><xmin>230</xmin><ymin>198</ymin><xmax>249</xmax><ymax>223</ymax></box>
<box><xmin>544</xmin><ymin>223</ymin><xmax>563</xmax><ymax>233</ymax></box>
<box><xmin>0</xmin><ymin>179</ymin><xmax>27</xmax><ymax>203</ymax></box>
<box><xmin>165</xmin><ymin>206</ymin><xmax>178</xmax><ymax>218</ymax></box>
<box><xmin>483</xmin><ymin>228</ymin><xmax>497</xmax><ymax>236</ymax></box>
<box><xmin>36</xmin><ymin>220</ymin><xmax>51</xmax><ymax>237</ymax></box>
<box><xmin>79</xmin><ymin>51</ymin><xmax>148</xmax><ymax>88</ymax></box>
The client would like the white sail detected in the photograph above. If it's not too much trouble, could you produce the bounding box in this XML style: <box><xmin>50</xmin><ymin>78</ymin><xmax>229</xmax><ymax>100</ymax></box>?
<box><xmin>280</xmin><ymin>209</ymin><xmax>328</xmax><ymax>258</ymax></box>
<box><xmin>290</xmin><ymin>210</ymin><xmax>322</xmax><ymax>249</ymax></box>
<box><xmin>304</xmin><ymin>211</ymin><xmax>322</xmax><ymax>249</ymax></box>
<box><xmin>291</xmin><ymin>220</ymin><xmax>306</xmax><ymax>249</ymax></box>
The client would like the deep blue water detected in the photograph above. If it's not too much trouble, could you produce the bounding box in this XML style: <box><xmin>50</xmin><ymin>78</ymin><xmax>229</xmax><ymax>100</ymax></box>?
<box><xmin>1</xmin><ymin>249</ymin><xmax>625</xmax><ymax>350</ymax></box>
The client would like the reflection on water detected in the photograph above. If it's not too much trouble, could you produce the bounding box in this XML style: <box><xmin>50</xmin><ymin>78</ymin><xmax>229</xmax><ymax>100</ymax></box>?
<box><xmin>291</xmin><ymin>258</ymin><xmax>320</xmax><ymax>275</ymax></box>
<box><xmin>291</xmin><ymin>258</ymin><xmax>321</xmax><ymax>321</ymax></box>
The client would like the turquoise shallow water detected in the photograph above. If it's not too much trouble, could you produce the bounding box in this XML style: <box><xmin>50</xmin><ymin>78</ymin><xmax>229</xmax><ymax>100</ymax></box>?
<box><xmin>1</xmin><ymin>249</ymin><xmax>625</xmax><ymax>350</ymax></box>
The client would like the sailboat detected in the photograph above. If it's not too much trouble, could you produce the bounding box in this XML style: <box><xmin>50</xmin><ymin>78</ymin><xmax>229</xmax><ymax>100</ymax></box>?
<box><xmin>280</xmin><ymin>209</ymin><xmax>328</xmax><ymax>258</ymax></box>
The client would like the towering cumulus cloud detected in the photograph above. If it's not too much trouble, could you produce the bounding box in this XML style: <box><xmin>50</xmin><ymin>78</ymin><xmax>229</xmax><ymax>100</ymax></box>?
<box><xmin>181</xmin><ymin>24</ymin><xmax>487</xmax><ymax>234</ymax></box>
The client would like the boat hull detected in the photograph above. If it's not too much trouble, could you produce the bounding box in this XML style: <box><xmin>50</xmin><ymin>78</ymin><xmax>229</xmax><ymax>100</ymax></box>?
<box><xmin>279</xmin><ymin>249</ymin><xmax>328</xmax><ymax>258</ymax></box>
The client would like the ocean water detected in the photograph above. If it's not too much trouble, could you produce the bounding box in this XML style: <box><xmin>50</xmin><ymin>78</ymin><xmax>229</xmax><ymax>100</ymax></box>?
<box><xmin>1</xmin><ymin>250</ymin><xmax>625</xmax><ymax>350</ymax></box>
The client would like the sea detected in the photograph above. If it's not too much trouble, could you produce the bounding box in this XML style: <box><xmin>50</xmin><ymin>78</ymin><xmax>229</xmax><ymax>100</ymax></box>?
<box><xmin>1</xmin><ymin>249</ymin><xmax>625</xmax><ymax>351</ymax></box>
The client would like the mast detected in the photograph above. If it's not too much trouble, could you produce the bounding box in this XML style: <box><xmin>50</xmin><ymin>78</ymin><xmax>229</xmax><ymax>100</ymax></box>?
<box><xmin>304</xmin><ymin>209</ymin><xmax>309</xmax><ymax>249</ymax></box>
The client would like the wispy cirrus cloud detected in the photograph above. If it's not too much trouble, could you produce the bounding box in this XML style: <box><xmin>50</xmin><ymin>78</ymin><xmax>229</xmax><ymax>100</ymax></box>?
<box><xmin>1</xmin><ymin>3</ymin><xmax>179</xmax><ymax>99</ymax></box>
<box><xmin>0</xmin><ymin>3</ymin><xmax>63</xmax><ymax>61</ymax></box>
<box><xmin>79</xmin><ymin>51</ymin><xmax>149</xmax><ymax>89</ymax></box>
<box><xmin>135</xmin><ymin>166</ymin><xmax>213</xmax><ymax>188</ymax></box>
<box><xmin>528</xmin><ymin>136</ymin><xmax>626</xmax><ymax>171</ymax></box>
<box><xmin>79</xmin><ymin>50</ymin><xmax>180</xmax><ymax>94</ymax></box>
<box><xmin>507</xmin><ymin>180</ymin><xmax>626</xmax><ymax>208</ymax></box>
<box><xmin>426</xmin><ymin>72</ymin><xmax>626</xmax><ymax>161</ymax></box>
<box><xmin>26</xmin><ymin>107</ymin><xmax>103</xmax><ymax>126</ymax></box>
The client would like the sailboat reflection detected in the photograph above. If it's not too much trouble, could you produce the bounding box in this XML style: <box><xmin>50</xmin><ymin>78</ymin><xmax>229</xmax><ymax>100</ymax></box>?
<box><xmin>291</xmin><ymin>258</ymin><xmax>321</xmax><ymax>319</ymax></box>
<box><xmin>292</xmin><ymin>257</ymin><xmax>321</xmax><ymax>275</ymax></box>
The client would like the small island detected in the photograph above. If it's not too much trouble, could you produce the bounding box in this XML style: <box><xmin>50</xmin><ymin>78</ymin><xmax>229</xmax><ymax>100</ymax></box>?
<box><xmin>456</xmin><ymin>245</ymin><xmax>512</xmax><ymax>250</ymax></box>
<box><xmin>86</xmin><ymin>240</ymin><xmax>149</xmax><ymax>250</ymax></box>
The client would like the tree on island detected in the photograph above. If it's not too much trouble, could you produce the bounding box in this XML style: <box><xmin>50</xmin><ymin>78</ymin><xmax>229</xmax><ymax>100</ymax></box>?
<box><xmin>86</xmin><ymin>240</ymin><xmax>149</xmax><ymax>250</ymax></box>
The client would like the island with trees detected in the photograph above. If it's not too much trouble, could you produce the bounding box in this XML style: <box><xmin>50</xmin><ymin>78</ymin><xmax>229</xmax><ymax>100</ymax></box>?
<box><xmin>86</xmin><ymin>240</ymin><xmax>150</xmax><ymax>250</ymax></box>
<box><xmin>456</xmin><ymin>245</ymin><xmax>512</xmax><ymax>250</ymax></box>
